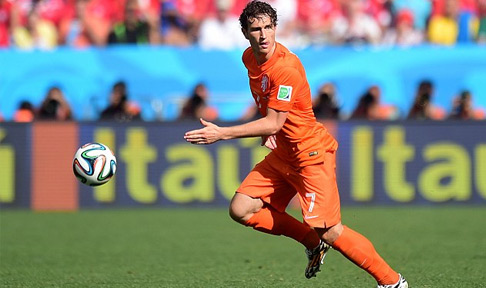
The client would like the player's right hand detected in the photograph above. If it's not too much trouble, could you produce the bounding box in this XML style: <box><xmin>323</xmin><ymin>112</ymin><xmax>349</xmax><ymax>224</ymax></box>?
<box><xmin>184</xmin><ymin>118</ymin><xmax>222</xmax><ymax>145</ymax></box>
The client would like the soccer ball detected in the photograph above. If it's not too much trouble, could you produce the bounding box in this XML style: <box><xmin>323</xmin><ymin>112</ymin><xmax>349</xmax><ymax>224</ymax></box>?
<box><xmin>73</xmin><ymin>142</ymin><xmax>117</xmax><ymax>186</ymax></box>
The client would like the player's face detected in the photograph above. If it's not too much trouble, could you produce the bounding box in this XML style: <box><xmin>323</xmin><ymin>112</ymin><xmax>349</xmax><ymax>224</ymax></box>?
<box><xmin>243</xmin><ymin>14</ymin><xmax>276</xmax><ymax>63</ymax></box>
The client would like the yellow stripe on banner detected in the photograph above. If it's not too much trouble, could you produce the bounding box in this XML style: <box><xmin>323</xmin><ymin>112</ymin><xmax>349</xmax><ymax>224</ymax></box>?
<box><xmin>477</xmin><ymin>145</ymin><xmax>486</xmax><ymax>199</ymax></box>
<box><xmin>351</xmin><ymin>127</ymin><xmax>374</xmax><ymax>201</ymax></box>
<box><xmin>94</xmin><ymin>128</ymin><xmax>116</xmax><ymax>203</ymax></box>
<box><xmin>0</xmin><ymin>129</ymin><xmax>15</xmax><ymax>203</ymax></box>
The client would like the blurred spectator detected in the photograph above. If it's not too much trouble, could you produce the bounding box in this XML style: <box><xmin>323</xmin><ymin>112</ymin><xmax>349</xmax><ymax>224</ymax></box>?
<box><xmin>174</xmin><ymin>0</ymin><xmax>214</xmax><ymax>43</ymax></box>
<box><xmin>179</xmin><ymin>82</ymin><xmax>218</xmax><ymax>121</ymax></box>
<box><xmin>15</xmin><ymin>0</ymin><xmax>68</xmax><ymax>28</ymax></box>
<box><xmin>349</xmin><ymin>91</ymin><xmax>379</xmax><ymax>120</ymax></box>
<box><xmin>229</xmin><ymin>0</ymin><xmax>248</xmax><ymax>17</ymax></box>
<box><xmin>393</xmin><ymin>0</ymin><xmax>432</xmax><ymax>31</ymax></box>
<box><xmin>312</xmin><ymin>82</ymin><xmax>340</xmax><ymax>119</ymax></box>
<box><xmin>107</xmin><ymin>0</ymin><xmax>157</xmax><ymax>44</ymax></box>
<box><xmin>58</xmin><ymin>0</ymin><xmax>85</xmax><ymax>46</ymax></box>
<box><xmin>12</xmin><ymin>5</ymin><xmax>58</xmax><ymax>49</ymax></box>
<box><xmin>15</xmin><ymin>0</ymin><xmax>36</xmax><ymax>27</ymax></box>
<box><xmin>477</xmin><ymin>0</ymin><xmax>486</xmax><ymax>42</ymax></box>
<box><xmin>174</xmin><ymin>0</ymin><xmax>214</xmax><ymax>21</ymax></box>
<box><xmin>136</xmin><ymin>0</ymin><xmax>160</xmax><ymax>28</ymax></box>
<box><xmin>432</xmin><ymin>0</ymin><xmax>478</xmax><ymax>16</ymax></box>
<box><xmin>0</xmin><ymin>0</ymin><xmax>19</xmax><ymax>47</ymax></box>
<box><xmin>449</xmin><ymin>90</ymin><xmax>474</xmax><ymax>119</ymax></box>
<box><xmin>59</xmin><ymin>0</ymin><xmax>97</xmax><ymax>47</ymax></box>
<box><xmin>13</xmin><ymin>100</ymin><xmax>35</xmax><ymax>122</ymax></box>
<box><xmin>382</xmin><ymin>9</ymin><xmax>424</xmax><ymax>46</ymax></box>
<box><xmin>100</xmin><ymin>81</ymin><xmax>141</xmax><ymax>121</ymax></box>
<box><xmin>37</xmin><ymin>86</ymin><xmax>72</xmax><ymax>120</ymax></box>
<box><xmin>449</xmin><ymin>90</ymin><xmax>486</xmax><ymax>119</ymax></box>
<box><xmin>198</xmin><ymin>0</ymin><xmax>247</xmax><ymax>50</ymax></box>
<box><xmin>296</xmin><ymin>0</ymin><xmax>341</xmax><ymax>45</ymax></box>
<box><xmin>159</xmin><ymin>0</ymin><xmax>192</xmax><ymax>46</ymax></box>
<box><xmin>366</xmin><ymin>0</ymin><xmax>393</xmax><ymax>34</ymax></box>
<box><xmin>457</xmin><ymin>5</ymin><xmax>479</xmax><ymax>43</ymax></box>
<box><xmin>367</xmin><ymin>85</ymin><xmax>399</xmax><ymax>120</ymax></box>
<box><xmin>330</xmin><ymin>0</ymin><xmax>382</xmax><ymax>45</ymax></box>
<box><xmin>427</xmin><ymin>0</ymin><xmax>467</xmax><ymax>45</ymax></box>
<box><xmin>407</xmin><ymin>80</ymin><xmax>445</xmax><ymax>120</ymax></box>
<box><xmin>60</xmin><ymin>0</ymin><xmax>117</xmax><ymax>47</ymax></box>
<box><xmin>4</xmin><ymin>0</ymin><xmax>486</xmax><ymax>48</ymax></box>
<box><xmin>36</xmin><ymin>0</ymin><xmax>69</xmax><ymax>30</ymax></box>
<box><xmin>265</xmin><ymin>0</ymin><xmax>301</xmax><ymax>48</ymax></box>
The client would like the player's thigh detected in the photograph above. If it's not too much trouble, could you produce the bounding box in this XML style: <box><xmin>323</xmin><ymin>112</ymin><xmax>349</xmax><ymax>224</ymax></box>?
<box><xmin>237</xmin><ymin>155</ymin><xmax>296</xmax><ymax>213</ymax></box>
<box><xmin>294</xmin><ymin>151</ymin><xmax>341</xmax><ymax>228</ymax></box>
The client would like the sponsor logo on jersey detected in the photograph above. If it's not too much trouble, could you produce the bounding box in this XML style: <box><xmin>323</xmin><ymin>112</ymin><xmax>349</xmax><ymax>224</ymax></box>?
<box><xmin>277</xmin><ymin>85</ymin><xmax>292</xmax><ymax>101</ymax></box>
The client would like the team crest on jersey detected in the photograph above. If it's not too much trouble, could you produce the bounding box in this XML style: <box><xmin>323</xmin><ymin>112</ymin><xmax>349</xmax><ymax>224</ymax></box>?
<box><xmin>277</xmin><ymin>85</ymin><xmax>292</xmax><ymax>102</ymax></box>
<box><xmin>261</xmin><ymin>74</ymin><xmax>269</xmax><ymax>92</ymax></box>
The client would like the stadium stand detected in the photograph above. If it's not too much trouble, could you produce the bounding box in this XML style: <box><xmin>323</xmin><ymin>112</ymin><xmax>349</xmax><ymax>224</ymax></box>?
<box><xmin>0</xmin><ymin>0</ymin><xmax>485</xmax><ymax>121</ymax></box>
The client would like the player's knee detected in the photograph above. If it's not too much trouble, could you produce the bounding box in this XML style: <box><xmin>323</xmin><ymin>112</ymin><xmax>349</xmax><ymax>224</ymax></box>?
<box><xmin>315</xmin><ymin>222</ymin><xmax>344</xmax><ymax>245</ymax></box>
<box><xmin>228</xmin><ymin>192</ymin><xmax>263</xmax><ymax>224</ymax></box>
<box><xmin>228</xmin><ymin>205</ymin><xmax>245</xmax><ymax>224</ymax></box>
<box><xmin>228</xmin><ymin>200</ymin><xmax>250</xmax><ymax>224</ymax></box>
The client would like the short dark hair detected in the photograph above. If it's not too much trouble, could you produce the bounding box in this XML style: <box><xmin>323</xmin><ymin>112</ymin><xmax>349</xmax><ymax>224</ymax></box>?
<box><xmin>239</xmin><ymin>0</ymin><xmax>278</xmax><ymax>31</ymax></box>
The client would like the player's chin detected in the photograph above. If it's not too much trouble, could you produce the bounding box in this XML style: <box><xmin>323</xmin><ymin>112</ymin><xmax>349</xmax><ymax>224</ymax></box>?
<box><xmin>259</xmin><ymin>45</ymin><xmax>270</xmax><ymax>53</ymax></box>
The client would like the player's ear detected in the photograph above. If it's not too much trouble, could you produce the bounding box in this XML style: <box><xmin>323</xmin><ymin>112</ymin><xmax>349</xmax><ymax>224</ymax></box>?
<box><xmin>241</xmin><ymin>28</ymin><xmax>249</xmax><ymax>40</ymax></box>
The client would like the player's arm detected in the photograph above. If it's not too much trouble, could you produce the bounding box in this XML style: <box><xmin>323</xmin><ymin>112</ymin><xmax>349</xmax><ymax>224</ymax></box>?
<box><xmin>184</xmin><ymin>108</ymin><xmax>288</xmax><ymax>145</ymax></box>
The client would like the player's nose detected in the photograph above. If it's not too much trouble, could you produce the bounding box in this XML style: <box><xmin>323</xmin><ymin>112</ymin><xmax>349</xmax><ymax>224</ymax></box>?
<box><xmin>260</xmin><ymin>29</ymin><xmax>266</xmax><ymax>39</ymax></box>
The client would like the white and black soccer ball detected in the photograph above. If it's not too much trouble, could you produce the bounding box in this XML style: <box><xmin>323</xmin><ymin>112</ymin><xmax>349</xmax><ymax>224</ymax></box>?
<box><xmin>73</xmin><ymin>143</ymin><xmax>117</xmax><ymax>186</ymax></box>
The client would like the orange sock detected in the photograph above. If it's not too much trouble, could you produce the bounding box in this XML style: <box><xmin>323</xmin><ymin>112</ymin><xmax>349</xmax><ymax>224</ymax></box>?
<box><xmin>332</xmin><ymin>226</ymin><xmax>399</xmax><ymax>285</ymax></box>
<box><xmin>244</xmin><ymin>204</ymin><xmax>320</xmax><ymax>250</ymax></box>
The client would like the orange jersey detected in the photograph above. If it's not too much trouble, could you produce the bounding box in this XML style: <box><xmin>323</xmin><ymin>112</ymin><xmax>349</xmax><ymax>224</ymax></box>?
<box><xmin>242</xmin><ymin>42</ymin><xmax>338</xmax><ymax>167</ymax></box>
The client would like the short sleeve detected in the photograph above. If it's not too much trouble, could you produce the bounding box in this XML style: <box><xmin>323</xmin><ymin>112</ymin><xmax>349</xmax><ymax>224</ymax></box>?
<box><xmin>267</xmin><ymin>67</ymin><xmax>302</xmax><ymax>112</ymax></box>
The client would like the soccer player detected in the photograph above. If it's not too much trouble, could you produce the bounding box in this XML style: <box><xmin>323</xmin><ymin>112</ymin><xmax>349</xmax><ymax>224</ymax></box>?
<box><xmin>184</xmin><ymin>1</ymin><xmax>408</xmax><ymax>287</ymax></box>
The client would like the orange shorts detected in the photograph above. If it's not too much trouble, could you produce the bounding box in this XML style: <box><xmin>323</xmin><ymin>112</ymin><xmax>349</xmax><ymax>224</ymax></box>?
<box><xmin>237</xmin><ymin>150</ymin><xmax>341</xmax><ymax>228</ymax></box>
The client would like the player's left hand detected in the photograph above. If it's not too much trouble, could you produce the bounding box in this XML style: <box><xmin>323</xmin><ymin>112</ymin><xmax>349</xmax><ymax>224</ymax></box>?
<box><xmin>184</xmin><ymin>118</ymin><xmax>221</xmax><ymax>145</ymax></box>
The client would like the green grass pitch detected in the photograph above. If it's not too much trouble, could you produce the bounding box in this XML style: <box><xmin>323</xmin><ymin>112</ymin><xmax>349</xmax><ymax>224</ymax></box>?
<box><xmin>1</xmin><ymin>206</ymin><xmax>485</xmax><ymax>287</ymax></box>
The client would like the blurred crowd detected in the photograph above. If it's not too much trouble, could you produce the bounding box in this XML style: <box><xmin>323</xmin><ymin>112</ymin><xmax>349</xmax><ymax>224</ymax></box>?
<box><xmin>312</xmin><ymin>80</ymin><xmax>485</xmax><ymax>121</ymax></box>
<box><xmin>1</xmin><ymin>0</ymin><xmax>486</xmax><ymax>50</ymax></box>
<box><xmin>3</xmin><ymin>78</ymin><xmax>485</xmax><ymax>123</ymax></box>
<box><xmin>7</xmin><ymin>81</ymin><xmax>143</xmax><ymax>122</ymax></box>
<box><xmin>1</xmin><ymin>0</ymin><xmax>485</xmax><ymax>123</ymax></box>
